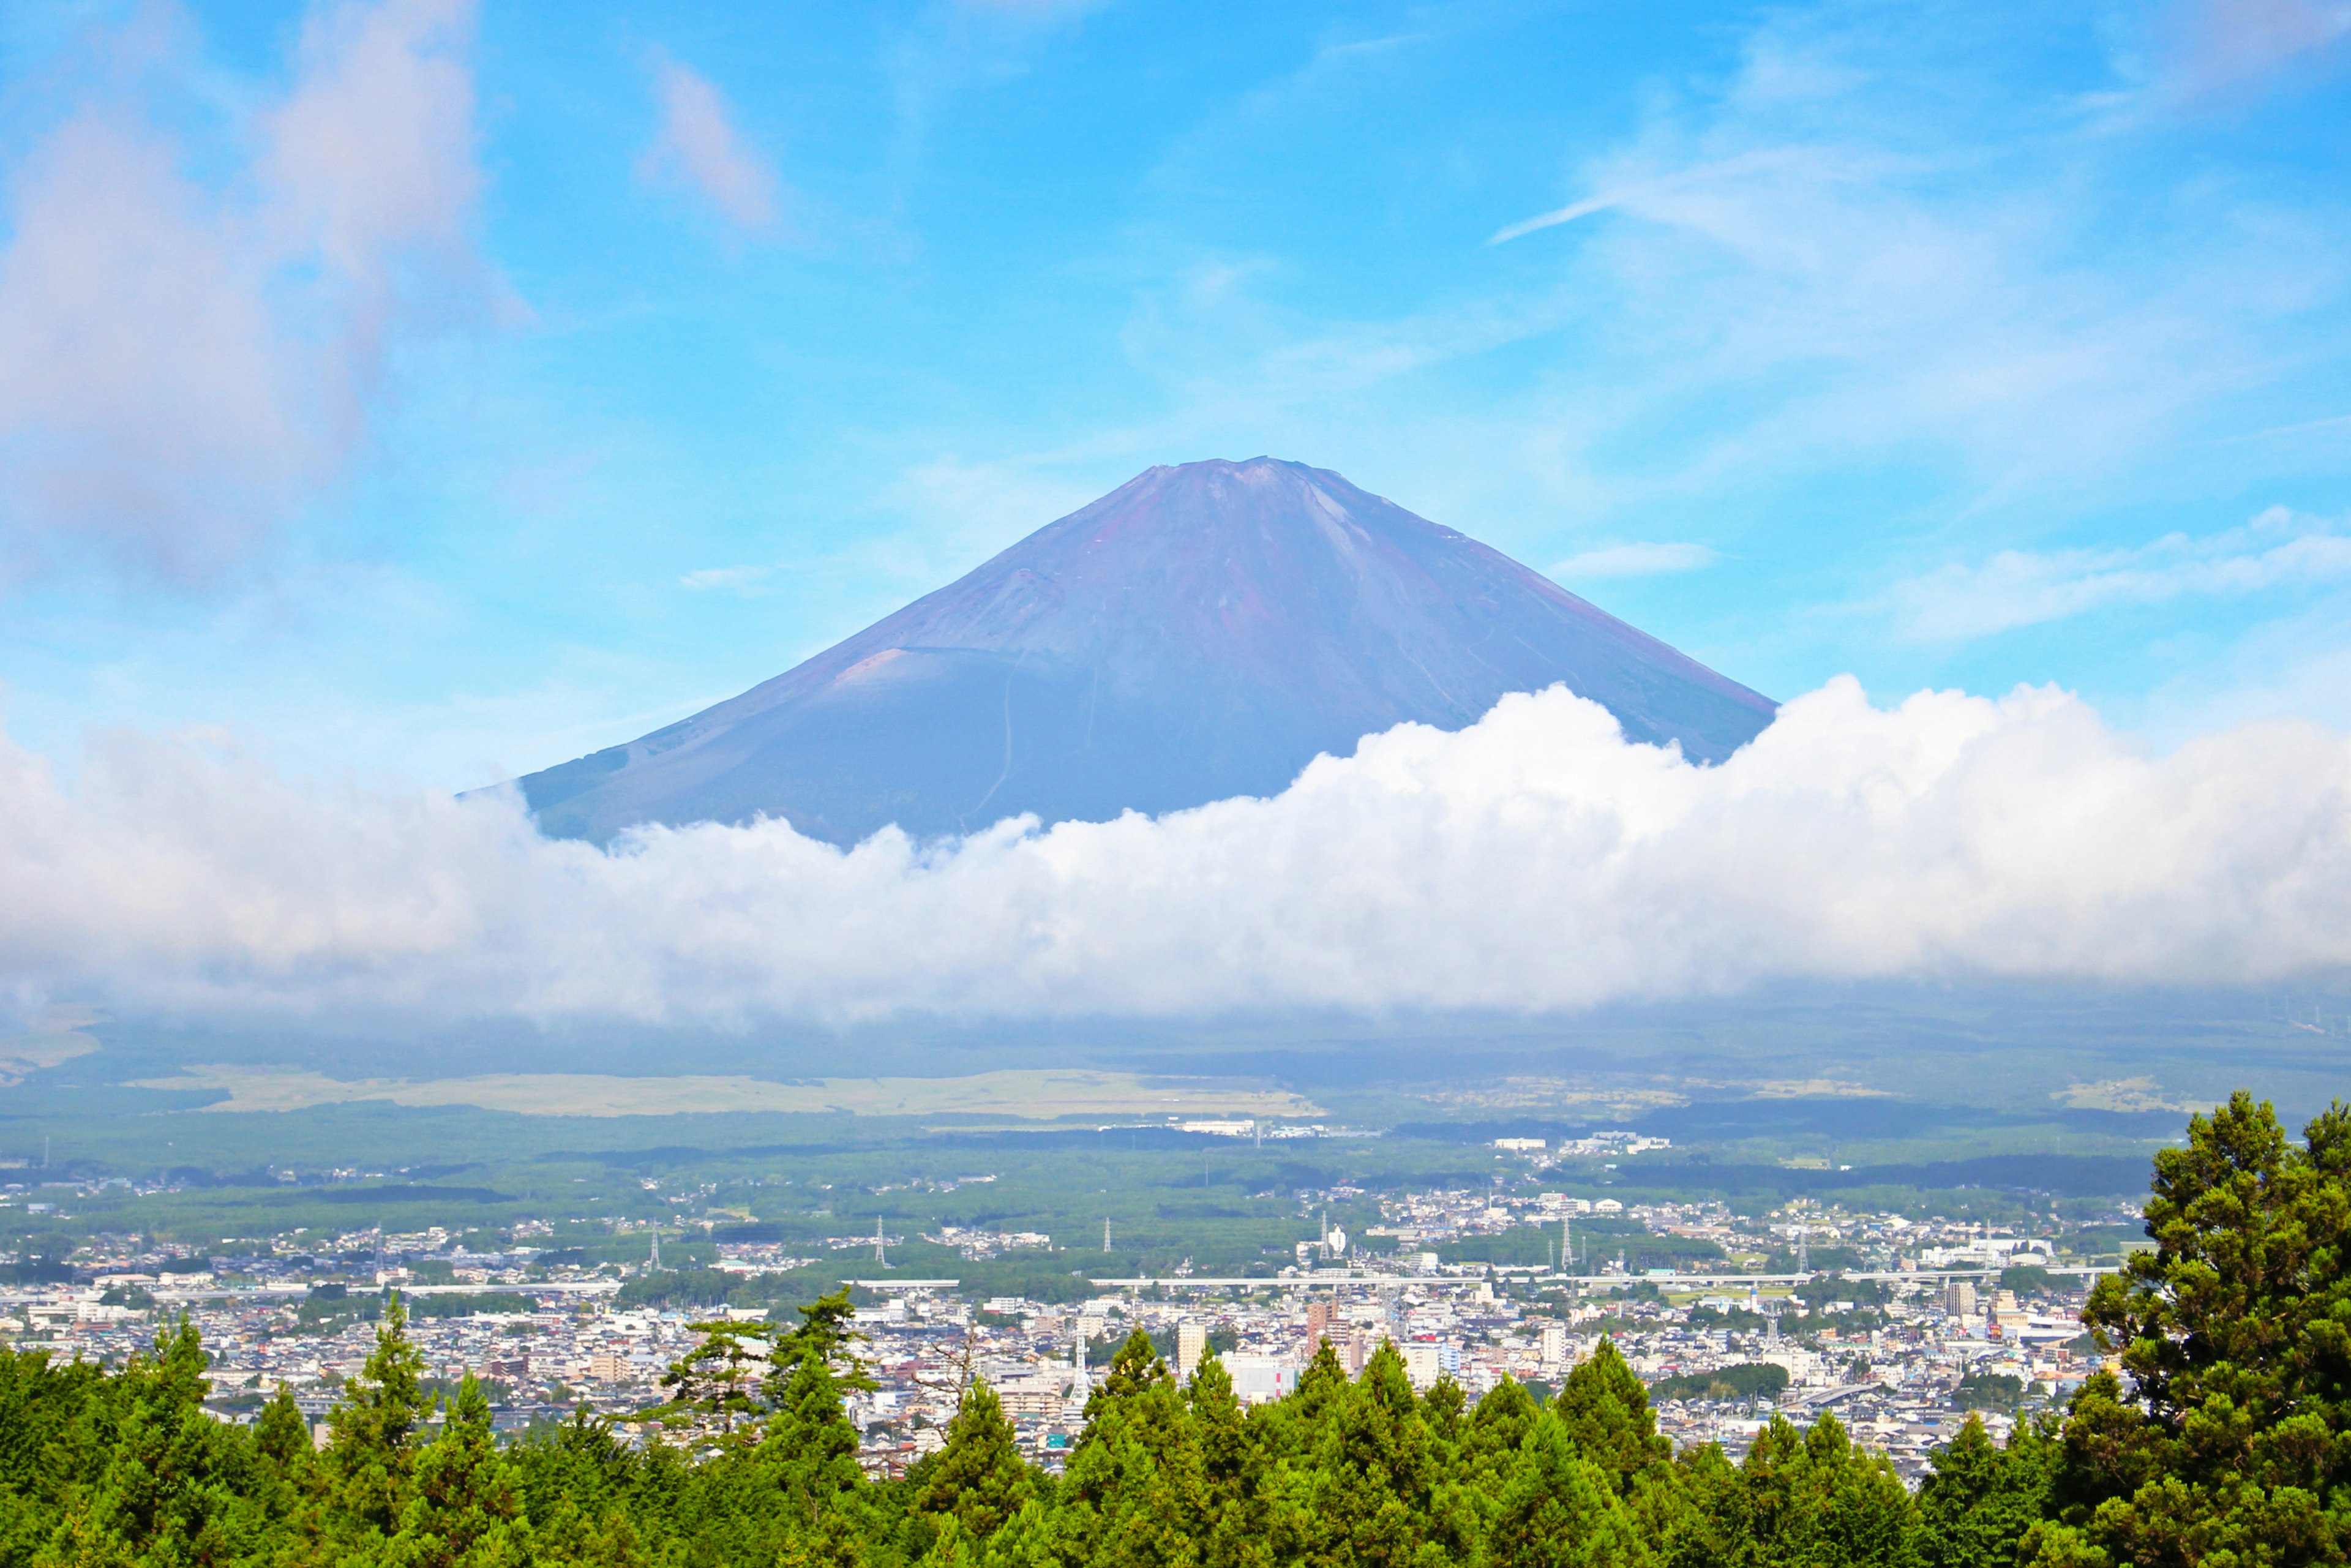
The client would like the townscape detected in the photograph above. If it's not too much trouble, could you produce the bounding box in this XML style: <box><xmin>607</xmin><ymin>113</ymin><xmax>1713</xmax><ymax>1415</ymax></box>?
<box><xmin>4</xmin><ymin>1141</ymin><xmax>2127</xmax><ymax>1488</ymax></box>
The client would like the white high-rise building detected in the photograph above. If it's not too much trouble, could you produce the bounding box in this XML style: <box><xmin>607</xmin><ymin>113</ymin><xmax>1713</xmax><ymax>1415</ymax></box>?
<box><xmin>1177</xmin><ymin>1321</ymin><xmax>1208</xmax><ymax>1382</ymax></box>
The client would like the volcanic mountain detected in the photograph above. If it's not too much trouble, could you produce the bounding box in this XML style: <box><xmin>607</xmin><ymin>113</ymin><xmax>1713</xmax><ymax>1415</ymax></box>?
<box><xmin>516</xmin><ymin>458</ymin><xmax>1776</xmax><ymax>846</ymax></box>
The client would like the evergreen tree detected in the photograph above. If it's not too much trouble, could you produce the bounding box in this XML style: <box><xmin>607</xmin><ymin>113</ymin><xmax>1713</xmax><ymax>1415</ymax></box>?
<box><xmin>919</xmin><ymin>1382</ymin><xmax>1036</xmax><ymax>1544</ymax></box>
<box><xmin>41</xmin><ymin>1316</ymin><xmax>278</xmax><ymax>1567</ymax></box>
<box><xmin>376</xmin><ymin>1374</ymin><xmax>530</xmax><ymax>1568</ymax></box>
<box><xmin>2054</xmin><ymin>1090</ymin><xmax>2351</xmax><ymax>1567</ymax></box>
<box><xmin>255</xmin><ymin>1386</ymin><xmax>315</xmax><ymax>1477</ymax></box>
<box><xmin>326</xmin><ymin>1294</ymin><xmax>433</xmax><ymax>1548</ymax></box>
<box><xmin>760</xmin><ymin>1290</ymin><xmax>877</xmax><ymax>1523</ymax></box>
<box><xmin>645</xmin><ymin>1319</ymin><xmax>776</xmax><ymax>1444</ymax></box>
<box><xmin>1085</xmin><ymin>1330</ymin><xmax>1173</xmax><ymax>1425</ymax></box>
<box><xmin>1186</xmin><ymin>1354</ymin><xmax>1251</xmax><ymax>1504</ymax></box>
<box><xmin>504</xmin><ymin>1410</ymin><xmax>651</xmax><ymax>1568</ymax></box>
<box><xmin>1554</xmin><ymin>1341</ymin><xmax>1671</xmax><ymax>1498</ymax></box>
<box><xmin>1299</xmin><ymin>1341</ymin><xmax>1442</xmax><ymax>1568</ymax></box>
<box><xmin>1488</xmin><ymin>1409</ymin><xmax>1651</xmax><ymax>1568</ymax></box>
<box><xmin>1730</xmin><ymin>1413</ymin><xmax>1918</xmax><ymax>1568</ymax></box>
<box><xmin>1914</xmin><ymin>1413</ymin><xmax>2052</xmax><ymax>1568</ymax></box>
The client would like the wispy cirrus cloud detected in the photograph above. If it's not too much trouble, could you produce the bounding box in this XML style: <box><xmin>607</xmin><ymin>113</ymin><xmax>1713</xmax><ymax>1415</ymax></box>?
<box><xmin>679</xmin><ymin>565</ymin><xmax>778</xmax><ymax>593</ymax></box>
<box><xmin>1550</xmin><ymin>542</ymin><xmax>1719</xmax><ymax>580</ymax></box>
<box><xmin>1104</xmin><ymin>0</ymin><xmax>2351</xmax><ymax>585</ymax></box>
<box><xmin>639</xmin><ymin>51</ymin><xmax>782</xmax><ymax>233</ymax></box>
<box><xmin>1487</xmin><ymin>151</ymin><xmax>1800</xmax><ymax>245</ymax></box>
<box><xmin>1880</xmin><ymin>506</ymin><xmax>2351</xmax><ymax>641</ymax></box>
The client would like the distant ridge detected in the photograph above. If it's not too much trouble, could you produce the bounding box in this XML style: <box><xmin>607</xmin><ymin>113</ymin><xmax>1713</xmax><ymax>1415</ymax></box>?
<box><xmin>514</xmin><ymin>457</ymin><xmax>1775</xmax><ymax>846</ymax></box>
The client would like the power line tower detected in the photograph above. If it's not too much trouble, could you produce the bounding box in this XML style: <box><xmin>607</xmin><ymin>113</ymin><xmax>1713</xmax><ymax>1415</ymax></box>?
<box><xmin>874</xmin><ymin>1216</ymin><xmax>888</xmax><ymax>1269</ymax></box>
<box><xmin>649</xmin><ymin>1228</ymin><xmax>661</xmax><ymax>1270</ymax></box>
<box><xmin>1102</xmin><ymin>1217</ymin><xmax>1113</xmax><ymax>1253</ymax></box>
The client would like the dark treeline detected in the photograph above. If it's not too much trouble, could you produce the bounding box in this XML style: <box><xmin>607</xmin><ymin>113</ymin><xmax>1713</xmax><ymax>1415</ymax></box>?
<box><xmin>0</xmin><ymin>1091</ymin><xmax>2344</xmax><ymax>1567</ymax></box>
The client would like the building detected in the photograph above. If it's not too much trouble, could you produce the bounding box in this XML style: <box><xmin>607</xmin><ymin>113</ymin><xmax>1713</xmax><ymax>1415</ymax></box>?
<box><xmin>996</xmin><ymin>1377</ymin><xmax>1065</xmax><ymax>1420</ymax></box>
<box><xmin>1944</xmin><ymin>1280</ymin><xmax>1978</xmax><ymax>1317</ymax></box>
<box><xmin>1177</xmin><ymin>1322</ymin><xmax>1207</xmax><ymax>1382</ymax></box>
<box><xmin>1539</xmin><ymin>1321</ymin><xmax>1568</xmax><ymax>1368</ymax></box>
<box><xmin>1305</xmin><ymin>1299</ymin><xmax>1332</xmax><ymax>1359</ymax></box>
<box><xmin>1224</xmin><ymin>1354</ymin><xmax>1300</xmax><ymax>1406</ymax></box>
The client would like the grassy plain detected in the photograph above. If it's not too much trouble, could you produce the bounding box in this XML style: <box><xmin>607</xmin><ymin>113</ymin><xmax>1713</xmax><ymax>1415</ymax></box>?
<box><xmin>121</xmin><ymin>1066</ymin><xmax>1322</xmax><ymax>1120</ymax></box>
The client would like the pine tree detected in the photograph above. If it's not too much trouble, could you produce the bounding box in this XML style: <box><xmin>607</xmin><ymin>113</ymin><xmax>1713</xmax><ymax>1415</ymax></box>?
<box><xmin>2055</xmin><ymin>1091</ymin><xmax>2351</xmax><ymax>1567</ymax></box>
<box><xmin>760</xmin><ymin>1289</ymin><xmax>877</xmax><ymax>1516</ymax></box>
<box><xmin>643</xmin><ymin>1318</ymin><xmax>775</xmax><ymax>1445</ymax></box>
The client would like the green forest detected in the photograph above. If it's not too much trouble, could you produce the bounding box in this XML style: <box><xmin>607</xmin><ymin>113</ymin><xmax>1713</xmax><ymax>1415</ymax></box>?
<box><xmin>2</xmin><ymin>1091</ymin><xmax>2345</xmax><ymax>1567</ymax></box>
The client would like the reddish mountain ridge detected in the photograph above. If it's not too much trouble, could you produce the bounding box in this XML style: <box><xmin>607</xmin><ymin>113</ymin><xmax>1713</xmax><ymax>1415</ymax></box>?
<box><xmin>517</xmin><ymin>458</ymin><xmax>1775</xmax><ymax>846</ymax></box>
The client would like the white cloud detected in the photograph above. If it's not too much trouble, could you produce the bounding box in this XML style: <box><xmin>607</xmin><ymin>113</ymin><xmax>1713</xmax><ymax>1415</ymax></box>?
<box><xmin>2161</xmin><ymin>0</ymin><xmax>2351</xmax><ymax>98</ymax></box>
<box><xmin>1550</xmin><ymin>542</ymin><xmax>1719</xmax><ymax>580</ymax></box>
<box><xmin>680</xmin><ymin>565</ymin><xmax>777</xmax><ymax>592</ymax></box>
<box><xmin>2</xmin><ymin>678</ymin><xmax>2347</xmax><ymax>1028</ymax></box>
<box><xmin>1881</xmin><ymin>506</ymin><xmax>2351</xmax><ymax>640</ymax></box>
<box><xmin>640</xmin><ymin>53</ymin><xmax>781</xmax><ymax>232</ymax></box>
<box><xmin>0</xmin><ymin>0</ymin><xmax>488</xmax><ymax>585</ymax></box>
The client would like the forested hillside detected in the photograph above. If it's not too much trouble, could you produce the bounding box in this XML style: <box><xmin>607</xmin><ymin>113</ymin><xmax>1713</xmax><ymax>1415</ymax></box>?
<box><xmin>1</xmin><ymin>1091</ymin><xmax>2343</xmax><ymax>1567</ymax></box>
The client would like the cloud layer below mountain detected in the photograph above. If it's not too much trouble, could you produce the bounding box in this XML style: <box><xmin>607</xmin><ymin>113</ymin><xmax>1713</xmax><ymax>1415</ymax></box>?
<box><xmin>2</xmin><ymin>677</ymin><xmax>2345</xmax><ymax>1028</ymax></box>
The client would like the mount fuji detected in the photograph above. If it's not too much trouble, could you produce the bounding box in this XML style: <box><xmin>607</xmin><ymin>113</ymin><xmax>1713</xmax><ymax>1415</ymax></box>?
<box><xmin>514</xmin><ymin>458</ymin><xmax>1776</xmax><ymax>846</ymax></box>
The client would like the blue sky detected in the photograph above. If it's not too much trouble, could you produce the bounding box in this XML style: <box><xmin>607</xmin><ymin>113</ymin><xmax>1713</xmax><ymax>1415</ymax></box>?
<box><xmin>4</xmin><ymin>0</ymin><xmax>2350</xmax><ymax>795</ymax></box>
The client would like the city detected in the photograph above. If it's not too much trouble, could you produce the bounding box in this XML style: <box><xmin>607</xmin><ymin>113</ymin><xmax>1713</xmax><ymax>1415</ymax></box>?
<box><xmin>2</xmin><ymin>1144</ymin><xmax>2130</xmax><ymax>1487</ymax></box>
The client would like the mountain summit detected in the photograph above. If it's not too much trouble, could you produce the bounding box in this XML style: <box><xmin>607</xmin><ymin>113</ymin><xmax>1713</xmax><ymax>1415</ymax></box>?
<box><xmin>517</xmin><ymin>458</ymin><xmax>1775</xmax><ymax>845</ymax></box>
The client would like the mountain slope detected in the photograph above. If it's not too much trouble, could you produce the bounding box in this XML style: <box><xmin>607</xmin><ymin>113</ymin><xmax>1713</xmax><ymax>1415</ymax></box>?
<box><xmin>517</xmin><ymin>458</ymin><xmax>1775</xmax><ymax>845</ymax></box>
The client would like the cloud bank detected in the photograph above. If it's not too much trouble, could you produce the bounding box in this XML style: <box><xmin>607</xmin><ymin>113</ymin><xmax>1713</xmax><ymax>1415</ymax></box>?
<box><xmin>2</xmin><ymin>679</ymin><xmax>2346</xmax><ymax>1029</ymax></box>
